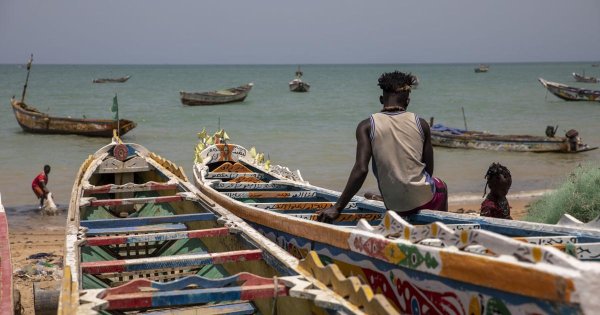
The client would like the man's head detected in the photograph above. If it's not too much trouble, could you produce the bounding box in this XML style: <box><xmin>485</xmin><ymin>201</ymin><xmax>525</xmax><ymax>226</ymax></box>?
<box><xmin>378</xmin><ymin>71</ymin><xmax>417</xmax><ymax>111</ymax></box>
<box><xmin>44</xmin><ymin>165</ymin><xmax>51</xmax><ymax>174</ymax></box>
<box><xmin>484</xmin><ymin>162</ymin><xmax>511</xmax><ymax>198</ymax></box>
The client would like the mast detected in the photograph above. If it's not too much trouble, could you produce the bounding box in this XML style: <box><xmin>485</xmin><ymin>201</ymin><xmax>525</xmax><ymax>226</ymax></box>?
<box><xmin>21</xmin><ymin>54</ymin><xmax>33</xmax><ymax>103</ymax></box>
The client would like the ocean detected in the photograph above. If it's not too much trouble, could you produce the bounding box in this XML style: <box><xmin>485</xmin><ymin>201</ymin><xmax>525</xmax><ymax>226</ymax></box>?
<box><xmin>1</xmin><ymin>63</ymin><xmax>598</xmax><ymax>207</ymax></box>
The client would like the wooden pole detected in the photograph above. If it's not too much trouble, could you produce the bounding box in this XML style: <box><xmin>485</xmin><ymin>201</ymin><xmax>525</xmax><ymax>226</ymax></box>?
<box><xmin>461</xmin><ymin>106</ymin><xmax>468</xmax><ymax>131</ymax></box>
<box><xmin>21</xmin><ymin>54</ymin><xmax>33</xmax><ymax>103</ymax></box>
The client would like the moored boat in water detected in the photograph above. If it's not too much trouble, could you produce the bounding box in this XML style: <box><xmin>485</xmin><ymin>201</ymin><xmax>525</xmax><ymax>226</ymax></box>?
<box><xmin>92</xmin><ymin>75</ymin><xmax>131</xmax><ymax>83</ymax></box>
<box><xmin>0</xmin><ymin>195</ymin><xmax>14</xmax><ymax>315</ymax></box>
<box><xmin>58</xmin><ymin>138</ymin><xmax>392</xmax><ymax>314</ymax></box>
<box><xmin>430</xmin><ymin>124</ymin><xmax>597</xmax><ymax>153</ymax></box>
<box><xmin>474</xmin><ymin>64</ymin><xmax>489</xmax><ymax>73</ymax></box>
<box><xmin>572</xmin><ymin>72</ymin><xmax>598</xmax><ymax>83</ymax></box>
<box><xmin>180</xmin><ymin>83</ymin><xmax>253</xmax><ymax>105</ymax></box>
<box><xmin>539</xmin><ymin>78</ymin><xmax>600</xmax><ymax>102</ymax></box>
<box><xmin>191</xmin><ymin>131</ymin><xmax>600</xmax><ymax>313</ymax></box>
<box><xmin>289</xmin><ymin>66</ymin><xmax>310</xmax><ymax>92</ymax></box>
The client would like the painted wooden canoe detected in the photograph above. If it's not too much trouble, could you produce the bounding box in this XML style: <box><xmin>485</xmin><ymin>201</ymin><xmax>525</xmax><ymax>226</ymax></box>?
<box><xmin>289</xmin><ymin>79</ymin><xmax>310</xmax><ymax>92</ymax></box>
<box><xmin>58</xmin><ymin>138</ymin><xmax>393</xmax><ymax>314</ymax></box>
<box><xmin>192</xmin><ymin>138</ymin><xmax>600</xmax><ymax>314</ymax></box>
<box><xmin>92</xmin><ymin>75</ymin><xmax>131</xmax><ymax>83</ymax></box>
<box><xmin>10</xmin><ymin>98</ymin><xmax>136</xmax><ymax>137</ymax></box>
<box><xmin>474</xmin><ymin>64</ymin><xmax>489</xmax><ymax>73</ymax></box>
<box><xmin>0</xmin><ymin>195</ymin><xmax>14</xmax><ymax>315</ymax></box>
<box><xmin>572</xmin><ymin>72</ymin><xmax>598</xmax><ymax>83</ymax></box>
<box><xmin>430</xmin><ymin>124</ymin><xmax>597</xmax><ymax>153</ymax></box>
<box><xmin>180</xmin><ymin>83</ymin><xmax>253</xmax><ymax>106</ymax></box>
<box><xmin>539</xmin><ymin>78</ymin><xmax>600</xmax><ymax>102</ymax></box>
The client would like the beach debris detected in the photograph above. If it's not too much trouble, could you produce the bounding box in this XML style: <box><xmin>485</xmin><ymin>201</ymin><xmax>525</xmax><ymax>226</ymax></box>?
<box><xmin>15</xmin><ymin>252</ymin><xmax>63</xmax><ymax>281</ymax></box>
<box><xmin>27</xmin><ymin>252</ymin><xmax>53</xmax><ymax>260</ymax></box>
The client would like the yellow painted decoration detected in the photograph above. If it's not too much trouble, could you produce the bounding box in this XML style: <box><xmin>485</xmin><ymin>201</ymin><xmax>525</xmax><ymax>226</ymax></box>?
<box><xmin>461</xmin><ymin>230</ymin><xmax>468</xmax><ymax>244</ymax></box>
<box><xmin>265</xmin><ymin>160</ymin><xmax>271</xmax><ymax>170</ymax></box>
<box><xmin>431</xmin><ymin>223</ymin><xmax>438</xmax><ymax>237</ymax></box>
<box><xmin>249</xmin><ymin>147</ymin><xmax>257</xmax><ymax>158</ymax></box>
<box><xmin>384</xmin><ymin>242</ymin><xmax>406</xmax><ymax>265</ymax></box>
<box><xmin>468</xmin><ymin>295</ymin><xmax>482</xmax><ymax>315</ymax></box>
<box><xmin>403</xmin><ymin>227</ymin><xmax>410</xmax><ymax>240</ymax></box>
<box><xmin>197</xmin><ymin>128</ymin><xmax>207</xmax><ymax>140</ymax></box>
<box><xmin>532</xmin><ymin>246</ymin><xmax>542</xmax><ymax>262</ymax></box>
<box><xmin>384</xmin><ymin>214</ymin><xmax>390</xmax><ymax>230</ymax></box>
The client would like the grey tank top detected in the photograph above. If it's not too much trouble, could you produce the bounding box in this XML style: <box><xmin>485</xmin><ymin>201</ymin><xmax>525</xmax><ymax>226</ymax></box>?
<box><xmin>370</xmin><ymin>111</ymin><xmax>433</xmax><ymax>212</ymax></box>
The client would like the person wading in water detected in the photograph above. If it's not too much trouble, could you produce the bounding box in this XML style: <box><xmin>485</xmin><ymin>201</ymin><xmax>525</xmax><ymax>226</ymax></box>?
<box><xmin>31</xmin><ymin>164</ymin><xmax>51</xmax><ymax>209</ymax></box>
<box><xmin>317</xmin><ymin>71</ymin><xmax>447</xmax><ymax>223</ymax></box>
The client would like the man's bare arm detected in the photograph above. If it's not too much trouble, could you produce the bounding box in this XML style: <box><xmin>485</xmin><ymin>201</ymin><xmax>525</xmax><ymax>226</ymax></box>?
<box><xmin>420</xmin><ymin>117</ymin><xmax>434</xmax><ymax>176</ymax></box>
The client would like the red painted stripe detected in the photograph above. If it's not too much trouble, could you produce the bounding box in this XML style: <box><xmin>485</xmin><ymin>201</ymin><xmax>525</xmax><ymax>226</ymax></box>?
<box><xmin>81</xmin><ymin>260</ymin><xmax>126</xmax><ymax>274</ymax></box>
<box><xmin>240</xmin><ymin>284</ymin><xmax>288</xmax><ymax>300</ymax></box>
<box><xmin>0</xmin><ymin>212</ymin><xmax>13</xmax><ymax>315</ymax></box>
<box><xmin>87</xmin><ymin>227</ymin><xmax>230</xmax><ymax>246</ymax></box>
<box><xmin>211</xmin><ymin>250</ymin><xmax>263</xmax><ymax>264</ymax></box>
<box><xmin>84</xmin><ymin>183</ymin><xmax>179</xmax><ymax>195</ymax></box>
<box><xmin>107</xmin><ymin>295</ymin><xmax>153</xmax><ymax>310</ymax></box>
<box><xmin>89</xmin><ymin>195</ymin><xmax>182</xmax><ymax>207</ymax></box>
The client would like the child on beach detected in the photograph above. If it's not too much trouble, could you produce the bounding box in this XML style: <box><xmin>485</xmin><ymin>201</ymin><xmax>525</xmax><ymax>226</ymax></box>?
<box><xmin>31</xmin><ymin>165</ymin><xmax>51</xmax><ymax>209</ymax></box>
<box><xmin>480</xmin><ymin>162</ymin><xmax>512</xmax><ymax>220</ymax></box>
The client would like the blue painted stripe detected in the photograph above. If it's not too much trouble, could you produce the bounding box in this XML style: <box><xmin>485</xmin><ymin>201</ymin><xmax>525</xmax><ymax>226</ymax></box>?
<box><xmin>144</xmin><ymin>302</ymin><xmax>255</xmax><ymax>315</ymax></box>
<box><xmin>86</xmin><ymin>223</ymin><xmax>188</xmax><ymax>236</ymax></box>
<box><xmin>150</xmin><ymin>274</ymin><xmax>242</xmax><ymax>291</ymax></box>
<box><xmin>151</xmin><ymin>287</ymin><xmax>243</xmax><ymax>308</ymax></box>
<box><xmin>81</xmin><ymin>213</ymin><xmax>216</xmax><ymax>229</ymax></box>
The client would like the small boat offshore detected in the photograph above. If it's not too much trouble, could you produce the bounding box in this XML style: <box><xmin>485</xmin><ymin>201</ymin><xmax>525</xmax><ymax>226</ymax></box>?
<box><xmin>180</xmin><ymin>83</ymin><xmax>254</xmax><ymax>105</ymax></box>
<box><xmin>539</xmin><ymin>78</ymin><xmax>600</xmax><ymax>102</ymax></box>
<box><xmin>93</xmin><ymin>75</ymin><xmax>131</xmax><ymax>83</ymax></box>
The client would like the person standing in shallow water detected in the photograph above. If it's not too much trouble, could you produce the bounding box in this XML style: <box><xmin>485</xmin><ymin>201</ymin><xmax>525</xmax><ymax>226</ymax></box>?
<box><xmin>480</xmin><ymin>163</ymin><xmax>512</xmax><ymax>220</ymax></box>
<box><xmin>31</xmin><ymin>165</ymin><xmax>51</xmax><ymax>209</ymax></box>
<box><xmin>317</xmin><ymin>71</ymin><xmax>448</xmax><ymax>223</ymax></box>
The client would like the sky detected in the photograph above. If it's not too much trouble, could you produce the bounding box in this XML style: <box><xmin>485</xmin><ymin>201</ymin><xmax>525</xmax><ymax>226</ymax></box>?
<box><xmin>1</xmin><ymin>0</ymin><xmax>599</xmax><ymax>65</ymax></box>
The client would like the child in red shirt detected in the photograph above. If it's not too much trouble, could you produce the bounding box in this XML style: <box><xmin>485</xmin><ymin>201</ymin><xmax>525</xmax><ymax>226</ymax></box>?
<box><xmin>480</xmin><ymin>162</ymin><xmax>512</xmax><ymax>220</ymax></box>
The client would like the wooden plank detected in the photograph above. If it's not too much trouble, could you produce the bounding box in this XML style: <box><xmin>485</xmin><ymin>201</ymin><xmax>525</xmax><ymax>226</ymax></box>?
<box><xmin>81</xmin><ymin>213</ymin><xmax>216</xmax><ymax>229</ymax></box>
<box><xmin>288</xmin><ymin>212</ymin><xmax>383</xmax><ymax>222</ymax></box>
<box><xmin>213</xmin><ymin>182</ymin><xmax>287</xmax><ymax>190</ymax></box>
<box><xmin>514</xmin><ymin>235</ymin><xmax>578</xmax><ymax>245</ymax></box>
<box><xmin>84</xmin><ymin>182</ymin><xmax>179</xmax><ymax>195</ymax></box>
<box><xmin>87</xmin><ymin>227</ymin><xmax>231</xmax><ymax>246</ymax></box>
<box><xmin>246</xmin><ymin>202</ymin><xmax>357</xmax><ymax>211</ymax></box>
<box><xmin>83</xmin><ymin>195</ymin><xmax>183</xmax><ymax>207</ymax></box>
<box><xmin>143</xmin><ymin>302</ymin><xmax>256</xmax><ymax>315</ymax></box>
<box><xmin>81</xmin><ymin>249</ymin><xmax>263</xmax><ymax>274</ymax></box>
<box><xmin>206</xmin><ymin>172</ymin><xmax>265</xmax><ymax>180</ymax></box>
<box><xmin>222</xmin><ymin>191</ymin><xmax>317</xmax><ymax>199</ymax></box>
<box><xmin>97</xmin><ymin>157</ymin><xmax>152</xmax><ymax>174</ymax></box>
<box><xmin>86</xmin><ymin>223</ymin><xmax>188</xmax><ymax>236</ymax></box>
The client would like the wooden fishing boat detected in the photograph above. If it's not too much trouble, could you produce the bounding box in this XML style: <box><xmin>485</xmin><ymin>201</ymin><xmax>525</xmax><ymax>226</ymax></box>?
<box><xmin>430</xmin><ymin>124</ymin><xmax>597</xmax><ymax>153</ymax></box>
<box><xmin>572</xmin><ymin>72</ymin><xmax>598</xmax><ymax>83</ymax></box>
<box><xmin>180</xmin><ymin>83</ymin><xmax>253</xmax><ymax>106</ymax></box>
<box><xmin>10</xmin><ymin>98</ymin><xmax>136</xmax><ymax>137</ymax></box>
<box><xmin>0</xmin><ymin>195</ymin><xmax>14</xmax><ymax>315</ymax></box>
<box><xmin>192</xmin><ymin>133</ymin><xmax>600</xmax><ymax>313</ymax></box>
<box><xmin>289</xmin><ymin>67</ymin><xmax>310</xmax><ymax>92</ymax></box>
<box><xmin>474</xmin><ymin>64</ymin><xmax>489</xmax><ymax>73</ymax></box>
<box><xmin>58</xmin><ymin>138</ymin><xmax>393</xmax><ymax>314</ymax></box>
<box><xmin>92</xmin><ymin>75</ymin><xmax>131</xmax><ymax>83</ymax></box>
<box><xmin>539</xmin><ymin>78</ymin><xmax>600</xmax><ymax>102</ymax></box>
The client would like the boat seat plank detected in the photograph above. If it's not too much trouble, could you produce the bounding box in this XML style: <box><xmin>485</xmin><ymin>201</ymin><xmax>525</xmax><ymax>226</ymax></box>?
<box><xmin>81</xmin><ymin>213</ymin><xmax>216</xmax><ymax>229</ymax></box>
<box><xmin>86</xmin><ymin>224</ymin><xmax>189</xmax><ymax>236</ymax></box>
<box><xmin>82</xmin><ymin>195</ymin><xmax>183</xmax><ymax>207</ymax></box>
<box><xmin>84</xmin><ymin>182</ymin><xmax>179</xmax><ymax>195</ymax></box>
<box><xmin>206</xmin><ymin>172</ymin><xmax>266</xmax><ymax>180</ymax></box>
<box><xmin>288</xmin><ymin>212</ymin><xmax>382</xmax><ymax>223</ymax></box>
<box><xmin>97</xmin><ymin>157</ymin><xmax>152</xmax><ymax>174</ymax></box>
<box><xmin>87</xmin><ymin>227</ymin><xmax>231</xmax><ymax>246</ymax></box>
<box><xmin>222</xmin><ymin>191</ymin><xmax>317</xmax><ymax>199</ymax></box>
<box><xmin>245</xmin><ymin>202</ymin><xmax>357</xmax><ymax>211</ymax></box>
<box><xmin>142</xmin><ymin>302</ymin><xmax>256</xmax><ymax>315</ymax></box>
<box><xmin>81</xmin><ymin>249</ymin><xmax>263</xmax><ymax>274</ymax></box>
<box><xmin>212</xmin><ymin>182</ymin><xmax>288</xmax><ymax>190</ymax></box>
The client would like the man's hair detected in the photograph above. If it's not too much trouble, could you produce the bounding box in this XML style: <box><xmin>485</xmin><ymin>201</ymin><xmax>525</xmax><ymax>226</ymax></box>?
<box><xmin>44</xmin><ymin>165</ymin><xmax>51</xmax><ymax>173</ymax></box>
<box><xmin>377</xmin><ymin>71</ymin><xmax>417</xmax><ymax>93</ymax></box>
<box><xmin>483</xmin><ymin>162</ymin><xmax>511</xmax><ymax>196</ymax></box>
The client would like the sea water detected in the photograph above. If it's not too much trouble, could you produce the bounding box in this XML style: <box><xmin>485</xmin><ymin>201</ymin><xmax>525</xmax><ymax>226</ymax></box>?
<box><xmin>0</xmin><ymin>63</ymin><xmax>598</xmax><ymax>207</ymax></box>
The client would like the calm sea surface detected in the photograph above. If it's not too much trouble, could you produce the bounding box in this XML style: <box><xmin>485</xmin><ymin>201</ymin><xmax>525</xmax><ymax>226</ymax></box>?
<box><xmin>1</xmin><ymin>63</ymin><xmax>599</xmax><ymax>207</ymax></box>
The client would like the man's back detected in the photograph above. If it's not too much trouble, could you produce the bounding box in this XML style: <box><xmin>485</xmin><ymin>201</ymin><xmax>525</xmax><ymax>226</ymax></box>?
<box><xmin>370</xmin><ymin>111</ymin><xmax>433</xmax><ymax>212</ymax></box>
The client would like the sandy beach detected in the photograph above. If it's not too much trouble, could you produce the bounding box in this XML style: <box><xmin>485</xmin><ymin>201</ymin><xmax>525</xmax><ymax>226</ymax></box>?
<box><xmin>5</xmin><ymin>194</ymin><xmax>536</xmax><ymax>314</ymax></box>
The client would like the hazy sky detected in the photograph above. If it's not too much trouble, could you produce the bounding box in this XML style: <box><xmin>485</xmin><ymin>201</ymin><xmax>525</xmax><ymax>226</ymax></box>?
<box><xmin>1</xmin><ymin>0</ymin><xmax>599</xmax><ymax>64</ymax></box>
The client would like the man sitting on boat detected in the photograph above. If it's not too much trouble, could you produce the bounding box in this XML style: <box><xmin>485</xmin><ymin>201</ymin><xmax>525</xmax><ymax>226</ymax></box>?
<box><xmin>31</xmin><ymin>165</ymin><xmax>51</xmax><ymax>209</ymax></box>
<box><xmin>317</xmin><ymin>71</ymin><xmax>447</xmax><ymax>223</ymax></box>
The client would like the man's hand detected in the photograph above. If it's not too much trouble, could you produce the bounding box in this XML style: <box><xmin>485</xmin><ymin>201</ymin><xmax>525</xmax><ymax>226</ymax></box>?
<box><xmin>316</xmin><ymin>206</ymin><xmax>341</xmax><ymax>223</ymax></box>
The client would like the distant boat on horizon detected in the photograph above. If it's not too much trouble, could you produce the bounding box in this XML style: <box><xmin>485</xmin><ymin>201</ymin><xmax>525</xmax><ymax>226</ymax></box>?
<box><xmin>474</xmin><ymin>64</ymin><xmax>489</xmax><ymax>73</ymax></box>
<box><xmin>289</xmin><ymin>66</ymin><xmax>310</xmax><ymax>92</ymax></box>
<box><xmin>573</xmin><ymin>72</ymin><xmax>598</xmax><ymax>83</ymax></box>
<box><xmin>93</xmin><ymin>75</ymin><xmax>131</xmax><ymax>83</ymax></box>
<box><xmin>180</xmin><ymin>83</ymin><xmax>254</xmax><ymax>105</ymax></box>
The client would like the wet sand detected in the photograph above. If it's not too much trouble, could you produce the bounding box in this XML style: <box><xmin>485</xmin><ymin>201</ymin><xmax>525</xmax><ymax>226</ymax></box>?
<box><xmin>5</xmin><ymin>196</ymin><xmax>535</xmax><ymax>313</ymax></box>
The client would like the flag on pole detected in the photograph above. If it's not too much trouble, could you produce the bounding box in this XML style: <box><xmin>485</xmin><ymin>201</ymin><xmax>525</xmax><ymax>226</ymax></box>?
<box><xmin>111</xmin><ymin>94</ymin><xmax>119</xmax><ymax>121</ymax></box>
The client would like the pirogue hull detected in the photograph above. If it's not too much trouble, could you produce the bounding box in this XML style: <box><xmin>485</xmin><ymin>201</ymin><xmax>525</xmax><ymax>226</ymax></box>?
<box><xmin>58</xmin><ymin>139</ymin><xmax>391</xmax><ymax>314</ymax></box>
<box><xmin>10</xmin><ymin>98</ymin><xmax>136</xmax><ymax>137</ymax></box>
<box><xmin>180</xmin><ymin>83</ymin><xmax>253</xmax><ymax>106</ymax></box>
<box><xmin>572</xmin><ymin>73</ymin><xmax>598</xmax><ymax>83</ymax></box>
<box><xmin>430</xmin><ymin>129</ymin><xmax>597</xmax><ymax>153</ymax></box>
<box><xmin>539</xmin><ymin>78</ymin><xmax>600</xmax><ymax>102</ymax></box>
<box><xmin>92</xmin><ymin>75</ymin><xmax>131</xmax><ymax>83</ymax></box>
<box><xmin>192</xmin><ymin>138</ymin><xmax>600</xmax><ymax>314</ymax></box>
<box><xmin>0</xmin><ymin>196</ymin><xmax>14</xmax><ymax>315</ymax></box>
<box><xmin>289</xmin><ymin>80</ymin><xmax>310</xmax><ymax>92</ymax></box>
